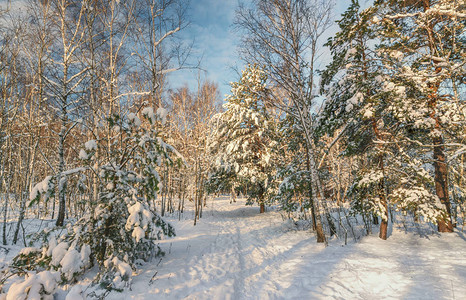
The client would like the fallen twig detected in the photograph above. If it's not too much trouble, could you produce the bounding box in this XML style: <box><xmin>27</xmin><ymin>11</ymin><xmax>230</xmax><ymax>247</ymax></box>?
<box><xmin>148</xmin><ymin>271</ymin><xmax>158</xmax><ymax>285</ymax></box>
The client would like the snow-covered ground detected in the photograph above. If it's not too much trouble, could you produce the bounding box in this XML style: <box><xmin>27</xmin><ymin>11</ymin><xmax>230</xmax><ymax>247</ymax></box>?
<box><xmin>112</xmin><ymin>197</ymin><xmax>466</xmax><ymax>299</ymax></box>
<box><xmin>1</xmin><ymin>197</ymin><xmax>465</xmax><ymax>299</ymax></box>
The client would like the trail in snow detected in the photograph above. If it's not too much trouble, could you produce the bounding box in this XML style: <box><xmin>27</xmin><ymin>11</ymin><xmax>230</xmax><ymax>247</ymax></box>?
<box><xmin>111</xmin><ymin>197</ymin><xmax>466</xmax><ymax>300</ymax></box>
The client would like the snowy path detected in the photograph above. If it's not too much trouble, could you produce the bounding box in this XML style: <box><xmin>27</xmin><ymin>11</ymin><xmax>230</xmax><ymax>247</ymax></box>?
<box><xmin>0</xmin><ymin>197</ymin><xmax>464</xmax><ymax>299</ymax></box>
<box><xmin>116</xmin><ymin>198</ymin><xmax>306</xmax><ymax>299</ymax></box>
<box><xmin>110</xmin><ymin>197</ymin><xmax>465</xmax><ymax>300</ymax></box>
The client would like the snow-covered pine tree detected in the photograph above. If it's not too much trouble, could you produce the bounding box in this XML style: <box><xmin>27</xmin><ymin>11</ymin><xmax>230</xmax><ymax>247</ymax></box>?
<box><xmin>319</xmin><ymin>0</ymin><xmax>462</xmax><ymax>238</ymax></box>
<box><xmin>319</xmin><ymin>0</ymin><xmax>394</xmax><ymax>239</ymax></box>
<box><xmin>209</xmin><ymin>64</ymin><xmax>278</xmax><ymax>213</ymax></box>
<box><xmin>14</xmin><ymin>107</ymin><xmax>176</xmax><ymax>292</ymax></box>
<box><xmin>274</xmin><ymin>115</ymin><xmax>309</xmax><ymax>214</ymax></box>
<box><xmin>274</xmin><ymin>113</ymin><xmax>331</xmax><ymax>236</ymax></box>
<box><xmin>368</xmin><ymin>0</ymin><xmax>466</xmax><ymax>232</ymax></box>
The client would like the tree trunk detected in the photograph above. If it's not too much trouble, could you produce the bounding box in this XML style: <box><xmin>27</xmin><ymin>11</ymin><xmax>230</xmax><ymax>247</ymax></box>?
<box><xmin>56</xmin><ymin>106</ymin><xmax>67</xmax><ymax>227</ymax></box>
<box><xmin>2</xmin><ymin>146</ymin><xmax>12</xmax><ymax>245</ymax></box>
<box><xmin>260</xmin><ymin>202</ymin><xmax>265</xmax><ymax>213</ymax></box>
<box><xmin>193</xmin><ymin>162</ymin><xmax>198</xmax><ymax>225</ymax></box>
<box><xmin>434</xmin><ymin>134</ymin><xmax>453</xmax><ymax>232</ymax></box>
<box><xmin>13</xmin><ymin>138</ymin><xmax>27</xmax><ymax>244</ymax></box>
<box><xmin>0</xmin><ymin>105</ymin><xmax>5</xmax><ymax>245</ymax></box>
<box><xmin>422</xmin><ymin>0</ymin><xmax>453</xmax><ymax>233</ymax></box>
<box><xmin>230</xmin><ymin>185</ymin><xmax>236</xmax><ymax>204</ymax></box>
<box><xmin>378</xmin><ymin>175</ymin><xmax>389</xmax><ymax>240</ymax></box>
<box><xmin>308</xmin><ymin>186</ymin><xmax>317</xmax><ymax>232</ymax></box>
<box><xmin>1</xmin><ymin>126</ymin><xmax>11</xmax><ymax>245</ymax></box>
<box><xmin>2</xmin><ymin>193</ymin><xmax>8</xmax><ymax>245</ymax></box>
<box><xmin>13</xmin><ymin>183</ymin><xmax>25</xmax><ymax>244</ymax></box>
<box><xmin>306</xmin><ymin>148</ymin><xmax>326</xmax><ymax>243</ymax></box>
<box><xmin>198</xmin><ymin>161</ymin><xmax>204</xmax><ymax>218</ymax></box>
<box><xmin>313</xmin><ymin>159</ymin><xmax>337</xmax><ymax>237</ymax></box>
<box><xmin>372</xmin><ymin>121</ymin><xmax>389</xmax><ymax>240</ymax></box>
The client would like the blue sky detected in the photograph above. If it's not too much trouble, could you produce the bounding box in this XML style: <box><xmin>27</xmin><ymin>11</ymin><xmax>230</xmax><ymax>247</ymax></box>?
<box><xmin>3</xmin><ymin>0</ymin><xmax>356</xmax><ymax>99</ymax></box>
<box><xmin>169</xmin><ymin>0</ymin><xmax>358</xmax><ymax>99</ymax></box>
<box><xmin>169</xmin><ymin>0</ymin><xmax>241</xmax><ymax>98</ymax></box>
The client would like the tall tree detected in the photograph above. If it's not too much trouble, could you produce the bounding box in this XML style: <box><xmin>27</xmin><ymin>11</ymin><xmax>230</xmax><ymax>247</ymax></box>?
<box><xmin>235</xmin><ymin>0</ymin><xmax>333</xmax><ymax>242</ymax></box>
<box><xmin>370</xmin><ymin>0</ymin><xmax>464</xmax><ymax>232</ymax></box>
<box><xmin>0</xmin><ymin>5</ymin><xmax>22</xmax><ymax>245</ymax></box>
<box><xmin>43</xmin><ymin>0</ymin><xmax>88</xmax><ymax>226</ymax></box>
<box><xmin>319</xmin><ymin>0</ymin><xmax>393</xmax><ymax>239</ymax></box>
<box><xmin>210</xmin><ymin>65</ymin><xmax>277</xmax><ymax>213</ymax></box>
<box><xmin>320</xmin><ymin>0</ymin><xmax>465</xmax><ymax>235</ymax></box>
<box><xmin>132</xmin><ymin>0</ymin><xmax>191</xmax><ymax>108</ymax></box>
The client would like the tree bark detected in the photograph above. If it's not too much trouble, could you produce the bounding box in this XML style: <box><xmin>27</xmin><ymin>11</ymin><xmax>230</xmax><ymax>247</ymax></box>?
<box><xmin>422</xmin><ymin>0</ymin><xmax>453</xmax><ymax>233</ymax></box>
<box><xmin>258</xmin><ymin>182</ymin><xmax>266</xmax><ymax>214</ymax></box>
<box><xmin>434</xmin><ymin>134</ymin><xmax>453</xmax><ymax>232</ymax></box>
<box><xmin>230</xmin><ymin>185</ymin><xmax>236</xmax><ymax>204</ymax></box>
<box><xmin>306</xmin><ymin>148</ymin><xmax>326</xmax><ymax>243</ymax></box>
<box><xmin>260</xmin><ymin>202</ymin><xmax>265</xmax><ymax>213</ymax></box>
<box><xmin>371</xmin><ymin>120</ymin><xmax>389</xmax><ymax>240</ymax></box>
<box><xmin>56</xmin><ymin>100</ymin><xmax>67</xmax><ymax>227</ymax></box>
<box><xmin>378</xmin><ymin>170</ymin><xmax>389</xmax><ymax>240</ymax></box>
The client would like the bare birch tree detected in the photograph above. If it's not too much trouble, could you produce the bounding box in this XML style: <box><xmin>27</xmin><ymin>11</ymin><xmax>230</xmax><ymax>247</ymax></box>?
<box><xmin>44</xmin><ymin>0</ymin><xmax>88</xmax><ymax>226</ymax></box>
<box><xmin>132</xmin><ymin>0</ymin><xmax>191</xmax><ymax>108</ymax></box>
<box><xmin>235</xmin><ymin>0</ymin><xmax>334</xmax><ymax>243</ymax></box>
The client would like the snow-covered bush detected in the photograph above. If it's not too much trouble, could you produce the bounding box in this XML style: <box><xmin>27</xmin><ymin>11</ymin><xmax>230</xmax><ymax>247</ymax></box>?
<box><xmin>275</xmin><ymin>167</ymin><xmax>312</xmax><ymax>214</ymax></box>
<box><xmin>5</xmin><ymin>271</ymin><xmax>60</xmax><ymax>300</ymax></box>
<box><xmin>65</xmin><ymin>285</ymin><xmax>85</xmax><ymax>300</ymax></box>
<box><xmin>6</xmin><ymin>107</ymin><xmax>176</xmax><ymax>295</ymax></box>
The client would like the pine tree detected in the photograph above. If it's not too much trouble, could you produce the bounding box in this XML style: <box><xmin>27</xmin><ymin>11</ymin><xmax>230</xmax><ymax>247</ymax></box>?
<box><xmin>319</xmin><ymin>0</ymin><xmax>464</xmax><ymax>237</ymax></box>
<box><xmin>274</xmin><ymin>115</ymin><xmax>310</xmax><ymax>214</ymax></box>
<box><xmin>209</xmin><ymin>64</ymin><xmax>278</xmax><ymax>213</ymax></box>
<box><xmin>370</xmin><ymin>0</ymin><xmax>465</xmax><ymax>232</ymax></box>
<box><xmin>319</xmin><ymin>0</ymin><xmax>394</xmax><ymax>239</ymax></box>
